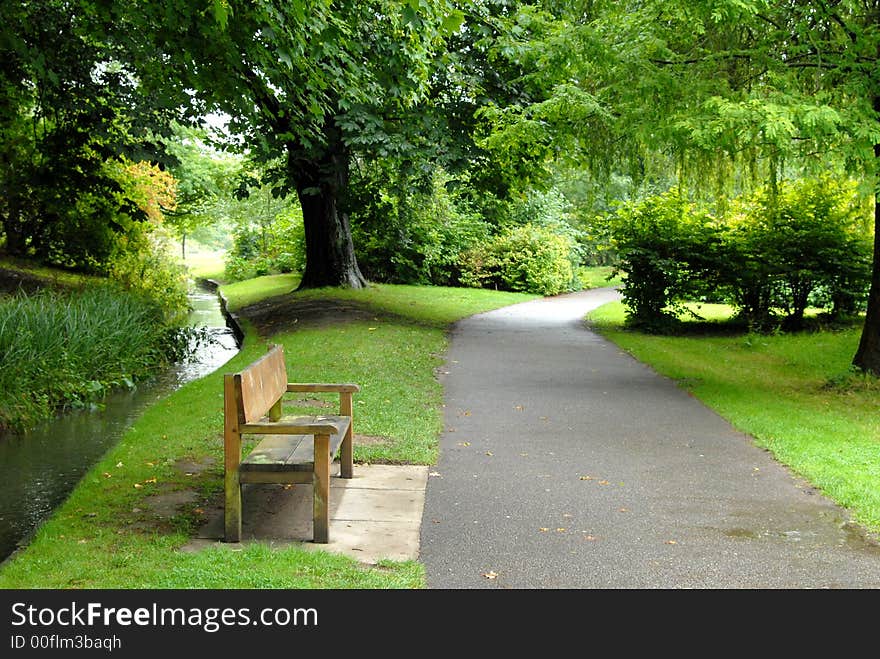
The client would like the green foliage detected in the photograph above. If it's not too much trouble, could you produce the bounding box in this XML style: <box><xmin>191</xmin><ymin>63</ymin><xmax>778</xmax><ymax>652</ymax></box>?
<box><xmin>350</xmin><ymin>165</ymin><xmax>589</xmax><ymax>296</ymax></box>
<box><xmin>460</xmin><ymin>223</ymin><xmax>577</xmax><ymax>296</ymax></box>
<box><xmin>351</xmin><ymin>166</ymin><xmax>489</xmax><ymax>286</ymax></box>
<box><xmin>724</xmin><ymin>176</ymin><xmax>872</xmax><ymax>330</ymax></box>
<box><xmin>223</xmin><ymin>194</ymin><xmax>306</xmax><ymax>283</ymax></box>
<box><xmin>0</xmin><ymin>286</ymin><xmax>188</xmax><ymax>432</ymax></box>
<box><xmin>105</xmin><ymin>226</ymin><xmax>190</xmax><ymax>321</ymax></box>
<box><xmin>161</xmin><ymin>126</ymin><xmax>241</xmax><ymax>255</ymax></box>
<box><xmin>610</xmin><ymin>177</ymin><xmax>872</xmax><ymax>333</ymax></box>
<box><xmin>609</xmin><ymin>190</ymin><xmax>724</xmax><ymax>331</ymax></box>
<box><xmin>0</xmin><ymin>1</ymin><xmax>180</xmax><ymax>272</ymax></box>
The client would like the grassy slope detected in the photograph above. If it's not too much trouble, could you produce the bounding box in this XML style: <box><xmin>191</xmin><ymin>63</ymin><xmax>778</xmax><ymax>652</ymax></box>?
<box><xmin>0</xmin><ymin>282</ymin><xmax>535</xmax><ymax>588</ymax></box>
<box><xmin>588</xmin><ymin>302</ymin><xmax>880</xmax><ymax>532</ymax></box>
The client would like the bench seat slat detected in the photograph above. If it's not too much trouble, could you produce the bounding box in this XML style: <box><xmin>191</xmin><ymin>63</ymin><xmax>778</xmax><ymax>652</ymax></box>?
<box><xmin>241</xmin><ymin>434</ymin><xmax>307</xmax><ymax>469</ymax></box>
<box><xmin>240</xmin><ymin>414</ymin><xmax>349</xmax><ymax>435</ymax></box>
<box><xmin>241</xmin><ymin>426</ymin><xmax>348</xmax><ymax>474</ymax></box>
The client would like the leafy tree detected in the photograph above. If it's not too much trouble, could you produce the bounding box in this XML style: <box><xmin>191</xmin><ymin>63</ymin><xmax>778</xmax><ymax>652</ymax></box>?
<box><xmin>350</xmin><ymin>163</ymin><xmax>489</xmax><ymax>286</ymax></box>
<box><xmin>0</xmin><ymin>0</ymin><xmax>179</xmax><ymax>271</ymax></box>
<box><xmin>104</xmin><ymin>0</ymin><xmax>465</xmax><ymax>290</ymax></box>
<box><xmin>480</xmin><ymin>0</ymin><xmax>880</xmax><ymax>372</ymax></box>
<box><xmin>162</xmin><ymin>126</ymin><xmax>239</xmax><ymax>259</ymax></box>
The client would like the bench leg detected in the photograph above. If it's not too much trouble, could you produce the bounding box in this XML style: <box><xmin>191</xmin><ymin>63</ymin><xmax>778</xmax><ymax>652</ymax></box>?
<box><xmin>224</xmin><ymin>471</ymin><xmax>242</xmax><ymax>542</ymax></box>
<box><xmin>340</xmin><ymin>392</ymin><xmax>354</xmax><ymax>479</ymax></box>
<box><xmin>313</xmin><ymin>434</ymin><xmax>331</xmax><ymax>543</ymax></box>
<box><xmin>223</xmin><ymin>375</ymin><xmax>243</xmax><ymax>543</ymax></box>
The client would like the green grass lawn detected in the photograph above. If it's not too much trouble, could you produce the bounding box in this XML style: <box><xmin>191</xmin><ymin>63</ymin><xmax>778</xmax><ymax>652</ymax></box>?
<box><xmin>0</xmin><ymin>281</ymin><xmax>534</xmax><ymax>588</ymax></box>
<box><xmin>0</xmin><ymin>254</ymin><xmax>98</xmax><ymax>289</ymax></box>
<box><xmin>182</xmin><ymin>244</ymin><xmax>227</xmax><ymax>282</ymax></box>
<box><xmin>588</xmin><ymin>301</ymin><xmax>880</xmax><ymax>533</ymax></box>
<box><xmin>578</xmin><ymin>265</ymin><xmax>622</xmax><ymax>290</ymax></box>
<box><xmin>221</xmin><ymin>273</ymin><xmax>300</xmax><ymax>309</ymax></box>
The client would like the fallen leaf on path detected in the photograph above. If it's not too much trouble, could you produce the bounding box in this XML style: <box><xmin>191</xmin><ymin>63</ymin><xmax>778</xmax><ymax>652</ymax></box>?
<box><xmin>482</xmin><ymin>571</ymin><xmax>498</xmax><ymax>580</ymax></box>
<box><xmin>457</xmin><ymin>442</ymin><xmax>470</xmax><ymax>447</ymax></box>
<box><xmin>485</xmin><ymin>451</ymin><xmax>493</xmax><ymax>456</ymax></box>
<box><xmin>514</xmin><ymin>405</ymin><xmax>524</xmax><ymax>411</ymax></box>
<box><xmin>618</xmin><ymin>508</ymin><xmax>629</xmax><ymax>513</ymax></box>
<box><xmin>665</xmin><ymin>540</ymin><xmax>678</xmax><ymax>545</ymax></box>
<box><xmin>539</xmin><ymin>528</ymin><xmax>549</xmax><ymax>532</ymax></box>
<box><xmin>579</xmin><ymin>475</ymin><xmax>593</xmax><ymax>481</ymax></box>
<box><xmin>584</xmin><ymin>535</ymin><xmax>597</xmax><ymax>541</ymax></box>
<box><xmin>429</xmin><ymin>471</ymin><xmax>442</xmax><ymax>477</ymax></box>
<box><xmin>556</xmin><ymin>528</ymin><xmax>566</xmax><ymax>532</ymax></box>
<box><xmin>598</xmin><ymin>480</ymin><xmax>610</xmax><ymax>485</ymax></box>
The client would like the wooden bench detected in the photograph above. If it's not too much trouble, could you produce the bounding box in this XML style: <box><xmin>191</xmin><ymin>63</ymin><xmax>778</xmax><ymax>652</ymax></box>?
<box><xmin>223</xmin><ymin>344</ymin><xmax>360</xmax><ymax>543</ymax></box>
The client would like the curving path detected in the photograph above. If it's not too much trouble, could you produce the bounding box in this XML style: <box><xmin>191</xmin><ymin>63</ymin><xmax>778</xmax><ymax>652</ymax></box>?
<box><xmin>419</xmin><ymin>288</ymin><xmax>880</xmax><ymax>588</ymax></box>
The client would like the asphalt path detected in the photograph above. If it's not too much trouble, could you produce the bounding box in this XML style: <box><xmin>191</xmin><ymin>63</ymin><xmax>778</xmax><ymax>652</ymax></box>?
<box><xmin>419</xmin><ymin>288</ymin><xmax>880</xmax><ymax>588</ymax></box>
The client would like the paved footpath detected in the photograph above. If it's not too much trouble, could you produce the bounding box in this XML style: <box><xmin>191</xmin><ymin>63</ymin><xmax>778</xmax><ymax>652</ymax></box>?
<box><xmin>420</xmin><ymin>288</ymin><xmax>880</xmax><ymax>588</ymax></box>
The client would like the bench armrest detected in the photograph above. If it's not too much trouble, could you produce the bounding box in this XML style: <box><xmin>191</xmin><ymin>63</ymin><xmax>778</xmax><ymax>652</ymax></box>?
<box><xmin>287</xmin><ymin>383</ymin><xmax>360</xmax><ymax>393</ymax></box>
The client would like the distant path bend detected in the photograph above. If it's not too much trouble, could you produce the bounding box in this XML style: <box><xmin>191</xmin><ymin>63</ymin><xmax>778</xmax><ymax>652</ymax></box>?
<box><xmin>420</xmin><ymin>288</ymin><xmax>880</xmax><ymax>588</ymax></box>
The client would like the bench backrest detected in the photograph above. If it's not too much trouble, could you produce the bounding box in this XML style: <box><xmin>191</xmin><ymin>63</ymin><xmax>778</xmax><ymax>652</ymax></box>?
<box><xmin>232</xmin><ymin>344</ymin><xmax>287</xmax><ymax>424</ymax></box>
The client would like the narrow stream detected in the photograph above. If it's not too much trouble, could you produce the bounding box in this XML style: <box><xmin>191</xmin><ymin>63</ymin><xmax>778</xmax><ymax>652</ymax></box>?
<box><xmin>0</xmin><ymin>283</ymin><xmax>240</xmax><ymax>563</ymax></box>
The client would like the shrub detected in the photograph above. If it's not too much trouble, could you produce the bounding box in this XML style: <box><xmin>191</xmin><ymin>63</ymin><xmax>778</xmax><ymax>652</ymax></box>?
<box><xmin>725</xmin><ymin>176</ymin><xmax>871</xmax><ymax>330</ymax></box>
<box><xmin>460</xmin><ymin>223</ymin><xmax>577</xmax><ymax>296</ymax></box>
<box><xmin>608</xmin><ymin>191</ymin><xmax>724</xmax><ymax>331</ymax></box>
<box><xmin>106</xmin><ymin>225</ymin><xmax>190</xmax><ymax>321</ymax></box>
<box><xmin>351</xmin><ymin>167</ymin><xmax>490</xmax><ymax>286</ymax></box>
<box><xmin>610</xmin><ymin>177</ymin><xmax>872</xmax><ymax>333</ymax></box>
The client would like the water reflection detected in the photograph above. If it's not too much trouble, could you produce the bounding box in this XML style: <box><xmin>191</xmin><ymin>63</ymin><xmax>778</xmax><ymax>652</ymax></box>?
<box><xmin>0</xmin><ymin>285</ymin><xmax>240</xmax><ymax>562</ymax></box>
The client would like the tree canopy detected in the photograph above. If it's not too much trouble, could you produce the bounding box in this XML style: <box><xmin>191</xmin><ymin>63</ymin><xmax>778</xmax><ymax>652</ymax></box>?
<box><xmin>1</xmin><ymin>0</ymin><xmax>878</xmax><ymax>372</ymax></box>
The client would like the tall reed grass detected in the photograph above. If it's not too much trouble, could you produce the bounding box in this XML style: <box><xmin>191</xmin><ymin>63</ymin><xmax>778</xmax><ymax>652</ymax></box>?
<box><xmin>0</xmin><ymin>286</ymin><xmax>183</xmax><ymax>431</ymax></box>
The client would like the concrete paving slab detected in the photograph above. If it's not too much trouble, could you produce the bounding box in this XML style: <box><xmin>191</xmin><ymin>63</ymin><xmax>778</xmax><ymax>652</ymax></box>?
<box><xmin>183</xmin><ymin>463</ymin><xmax>427</xmax><ymax>564</ymax></box>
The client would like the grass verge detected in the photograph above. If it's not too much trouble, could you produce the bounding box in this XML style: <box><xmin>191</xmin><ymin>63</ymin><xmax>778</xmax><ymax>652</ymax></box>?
<box><xmin>587</xmin><ymin>301</ymin><xmax>880</xmax><ymax>533</ymax></box>
<box><xmin>0</xmin><ymin>282</ymin><xmax>535</xmax><ymax>588</ymax></box>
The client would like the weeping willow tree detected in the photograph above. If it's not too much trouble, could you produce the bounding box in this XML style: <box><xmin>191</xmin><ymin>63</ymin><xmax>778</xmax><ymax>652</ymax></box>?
<box><xmin>477</xmin><ymin>0</ymin><xmax>880</xmax><ymax>374</ymax></box>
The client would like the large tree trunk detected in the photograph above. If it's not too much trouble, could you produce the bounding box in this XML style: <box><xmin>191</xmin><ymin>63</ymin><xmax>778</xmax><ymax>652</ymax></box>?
<box><xmin>852</xmin><ymin>90</ymin><xmax>880</xmax><ymax>375</ymax></box>
<box><xmin>852</xmin><ymin>177</ymin><xmax>880</xmax><ymax>375</ymax></box>
<box><xmin>294</xmin><ymin>130</ymin><xmax>366</xmax><ymax>290</ymax></box>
